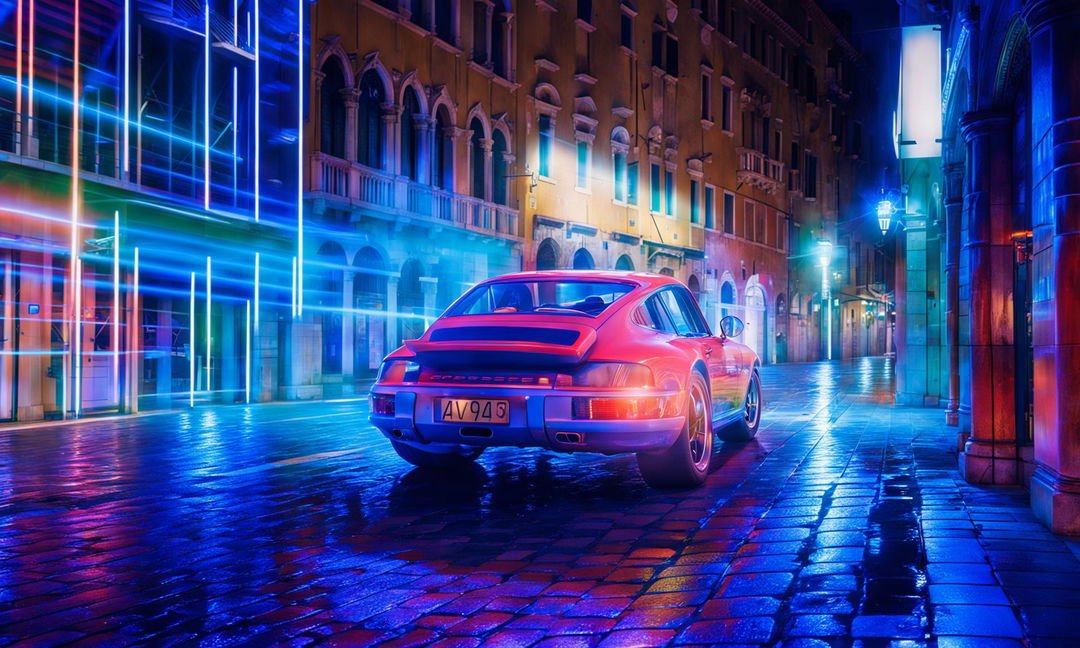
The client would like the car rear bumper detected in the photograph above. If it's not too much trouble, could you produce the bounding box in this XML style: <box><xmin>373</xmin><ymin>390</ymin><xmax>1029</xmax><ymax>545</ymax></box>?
<box><xmin>369</xmin><ymin>385</ymin><xmax>684</xmax><ymax>455</ymax></box>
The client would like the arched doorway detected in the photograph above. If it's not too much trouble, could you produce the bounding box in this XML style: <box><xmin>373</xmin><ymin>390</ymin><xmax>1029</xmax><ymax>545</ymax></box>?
<box><xmin>315</xmin><ymin>242</ymin><xmax>346</xmax><ymax>375</ymax></box>
<box><xmin>745</xmin><ymin>284</ymin><xmax>767</xmax><ymax>363</ymax></box>
<box><xmin>615</xmin><ymin>254</ymin><xmax>634</xmax><ymax>271</ymax></box>
<box><xmin>572</xmin><ymin>248</ymin><xmax>594</xmax><ymax>270</ymax></box>
<box><xmin>775</xmin><ymin>293</ymin><xmax>788</xmax><ymax>363</ymax></box>
<box><xmin>536</xmin><ymin>238</ymin><xmax>559</xmax><ymax>270</ymax></box>
<box><xmin>658</xmin><ymin>267</ymin><xmax>675</xmax><ymax>277</ymax></box>
<box><xmin>397</xmin><ymin>259</ymin><xmax>425</xmax><ymax>342</ymax></box>
<box><xmin>353</xmin><ymin>247</ymin><xmax>387</xmax><ymax>378</ymax></box>
<box><xmin>720</xmin><ymin>281</ymin><xmax>736</xmax><ymax>320</ymax></box>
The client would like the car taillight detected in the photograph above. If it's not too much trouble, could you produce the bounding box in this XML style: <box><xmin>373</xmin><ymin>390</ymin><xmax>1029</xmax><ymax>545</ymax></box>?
<box><xmin>371</xmin><ymin>393</ymin><xmax>396</xmax><ymax>416</ymax></box>
<box><xmin>377</xmin><ymin>360</ymin><xmax>420</xmax><ymax>383</ymax></box>
<box><xmin>558</xmin><ymin>363</ymin><xmax>654</xmax><ymax>388</ymax></box>
<box><xmin>571</xmin><ymin>396</ymin><xmax>666</xmax><ymax>420</ymax></box>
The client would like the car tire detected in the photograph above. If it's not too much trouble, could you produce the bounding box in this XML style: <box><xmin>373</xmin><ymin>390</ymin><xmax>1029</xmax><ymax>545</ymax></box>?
<box><xmin>719</xmin><ymin>369</ymin><xmax>762</xmax><ymax>442</ymax></box>
<box><xmin>390</xmin><ymin>440</ymin><xmax>485</xmax><ymax>468</ymax></box>
<box><xmin>637</xmin><ymin>372</ymin><xmax>712</xmax><ymax>489</ymax></box>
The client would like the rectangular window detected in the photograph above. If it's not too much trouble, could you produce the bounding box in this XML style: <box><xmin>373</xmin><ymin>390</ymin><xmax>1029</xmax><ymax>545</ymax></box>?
<box><xmin>704</xmin><ymin>185</ymin><xmax>716</xmax><ymax>229</ymax></box>
<box><xmin>664</xmin><ymin>169</ymin><xmax>675</xmax><ymax>216</ymax></box>
<box><xmin>774</xmin><ymin>129</ymin><xmax>781</xmax><ymax>160</ymax></box>
<box><xmin>744</xmin><ymin>200</ymin><xmax>754</xmax><ymax>240</ymax></box>
<box><xmin>665</xmin><ymin>35</ymin><xmax>679</xmax><ymax>77</ymax></box>
<box><xmin>577</xmin><ymin>0</ymin><xmax>592</xmax><ymax>23</ymax></box>
<box><xmin>576</xmin><ymin>141</ymin><xmax>590</xmax><ymax>189</ymax></box>
<box><xmin>620</xmin><ymin>11</ymin><xmax>633</xmax><ymax>49</ymax></box>
<box><xmin>690</xmin><ymin>179</ymin><xmax>700</xmax><ymax>224</ymax></box>
<box><xmin>539</xmin><ymin>115</ymin><xmax>553</xmax><ymax>178</ymax></box>
<box><xmin>613</xmin><ymin>153</ymin><xmax>627</xmax><ymax>202</ymax></box>
<box><xmin>805</xmin><ymin>153</ymin><xmax>818</xmax><ymax>199</ymax></box>
<box><xmin>723</xmin><ymin>191</ymin><xmax>735</xmax><ymax>234</ymax></box>
<box><xmin>721</xmin><ymin>86</ymin><xmax>732</xmax><ymax>131</ymax></box>
<box><xmin>628</xmin><ymin>161</ymin><xmax>639</xmax><ymax>205</ymax></box>
<box><xmin>701</xmin><ymin>73</ymin><xmax>712</xmax><ymax>121</ymax></box>
<box><xmin>650</xmin><ymin>163</ymin><xmax>661</xmax><ymax>212</ymax></box>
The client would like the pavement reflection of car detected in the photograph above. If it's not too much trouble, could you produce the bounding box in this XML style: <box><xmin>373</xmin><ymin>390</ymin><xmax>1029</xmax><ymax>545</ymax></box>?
<box><xmin>369</xmin><ymin>270</ymin><xmax>762</xmax><ymax>488</ymax></box>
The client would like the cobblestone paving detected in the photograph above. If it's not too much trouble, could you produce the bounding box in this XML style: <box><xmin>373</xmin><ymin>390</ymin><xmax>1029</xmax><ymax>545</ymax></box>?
<box><xmin>2</xmin><ymin>358</ymin><xmax>1079</xmax><ymax>647</ymax></box>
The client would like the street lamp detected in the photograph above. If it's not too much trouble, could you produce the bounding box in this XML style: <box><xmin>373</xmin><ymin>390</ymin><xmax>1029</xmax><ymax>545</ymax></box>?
<box><xmin>876</xmin><ymin>199</ymin><xmax>896</xmax><ymax>235</ymax></box>
<box><xmin>817</xmin><ymin>239</ymin><xmax>833</xmax><ymax>361</ymax></box>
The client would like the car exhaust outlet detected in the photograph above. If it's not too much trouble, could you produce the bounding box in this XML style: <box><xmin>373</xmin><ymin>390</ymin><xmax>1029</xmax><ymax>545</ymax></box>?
<box><xmin>555</xmin><ymin>432</ymin><xmax>583</xmax><ymax>444</ymax></box>
<box><xmin>390</xmin><ymin>429</ymin><xmax>403</xmax><ymax>438</ymax></box>
<box><xmin>460</xmin><ymin>427</ymin><xmax>493</xmax><ymax>438</ymax></box>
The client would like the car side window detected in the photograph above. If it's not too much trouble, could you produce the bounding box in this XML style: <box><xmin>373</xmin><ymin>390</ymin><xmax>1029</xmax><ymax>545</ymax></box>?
<box><xmin>673</xmin><ymin>287</ymin><xmax>711</xmax><ymax>336</ymax></box>
<box><xmin>638</xmin><ymin>296</ymin><xmax>676</xmax><ymax>333</ymax></box>
<box><xmin>656</xmin><ymin>290</ymin><xmax>695</xmax><ymax>336</ymax></box>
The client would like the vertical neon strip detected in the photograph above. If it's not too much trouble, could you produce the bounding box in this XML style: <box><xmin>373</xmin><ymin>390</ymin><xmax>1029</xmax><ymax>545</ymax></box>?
<box><xmin>27</xmin><ymin>0</ymin><xmax>34</xmax><ymax>131</ymax></box>
<box><xmin>245</xmin><ymin>300</ymin><xmax>251</xmax><ymax>404</ymax></box>
<box><xmin>132</xmin><ymin>246</ymin><xmax>139</xmax><ymax>411</ymax></box>
<box><xmin>254</xmin><ymin>252</ymin><xmax>260</xmax><ymax>332</ymax></box>
<box><xmin>14</xmin><ymin>0</ymin><xmax>22</xmax><ymax>153</ymax></box>
<box><xmin>232</xmin><ymin>66</ymin><xmax>238</xmax><ymax>206</ymax></box>
<box><xmin>189</xmin><ymin>272</ymin><xmax>196</xmax><ymax>407</ymax></box>
<box><xmin>291</xmin><ymin>256</ymin><xmax>297</xmax><ymax>318</ymax></box>
<box><xmin>296</xmin><ymin>0</ymin><xmax>304</xmax><ymax>316</ymax></box>
<box><xmin>113</xmin><ymin>211</ymin><xmax>120</xmax><ymax>407</ymax></box>
<box><xmin>206</xmin><ymin>256</ymin><xmax>212</xmax><ymax>393</ymax></box>
<box><xmin>253</xmin><ymin>0</ymin><xmax>260</xmax><ymax>222</ymax></box>
<box><xmin>233</xmin><ymin>0</ymin><xmax>238</xmax><ymax>45</ymax></box>
<box><xmin>204</xmin><ymin>0</ymin><xmax>212</xmax><ymax>211</ymax></box>
<box><xmin>122</xmin><ymin>0</ymin><xmax>130</xmax><ymax>175</ymax></box>
<box><xmin>71</xmin><ymin>0</ymin><xmax>81</xmax><ymax>417</ymax></box>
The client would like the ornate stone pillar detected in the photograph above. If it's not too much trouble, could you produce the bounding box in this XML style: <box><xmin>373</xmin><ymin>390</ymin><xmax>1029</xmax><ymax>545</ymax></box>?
<box><xmin>380</xmin><ymin>103</ymin><xmax>400</xmax><ymax>173</ymax></box>
<box><xmin>480</xmin><ymin>137</ymin><xmax>494</xmax><ymax>203</ymax></box>
<box><xmin>341</xmin><ymin>272</ymin><xmax>355</xmax><ymax>381</ymax></box>
<box><xmin>958</xmin><ymin>109</ymin><xmax>1017</xmax><ymax>485</ymax></box>
<box><xmin>1026</xmin><ymin>0</ymin><xmax>1080</xmax><ymax>534</ymax></box>
<box><xmin>343</xmin><ymin>89</ymin><xmax>359</xmax><ymax>162</ymax></box>
<box><xmin>415</xmin><ymin>117</ymin><xmax>433</xmax><ymax>185</ymax></box>
<box><xmin>943</xmin><ymin>163</ymin><xmax>964</xmax><ymax>430</ymax></box>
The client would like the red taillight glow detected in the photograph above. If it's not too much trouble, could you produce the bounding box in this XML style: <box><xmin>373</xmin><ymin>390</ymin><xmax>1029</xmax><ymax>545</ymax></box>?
<box><xmin>572</xmin><ymin>396</ymin><xmax>667</xmax><ymax>420</ymax></box>
<box><xmin>371</xmin><ymin>394</ymin><xmax>396</xmax><ymax>416</ymax></box>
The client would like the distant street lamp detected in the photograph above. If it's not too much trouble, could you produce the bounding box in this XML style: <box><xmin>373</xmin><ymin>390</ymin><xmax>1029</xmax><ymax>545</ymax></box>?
<box><xmin>818</xmin><ymin>239</ymin><xmax>834</xmax><ymax>360</ymax></box>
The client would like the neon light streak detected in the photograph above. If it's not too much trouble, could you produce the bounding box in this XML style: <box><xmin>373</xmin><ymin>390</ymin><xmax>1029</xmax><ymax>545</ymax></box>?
<box><xmin>133</xmin><ymin>246</ymin><xmax>140</xmax><ymax>413</ymax></box>
<box><xmin>245</xmin><ymin>299</ymin><xmax>251</xmax><ymax>404</ymax></box>
<box><xmin>122</xmin><ymin>0</ymin><xmax>130</xmax><ymax>175</ymax></box>
<box><xmin>15</xmin><ymin>0</ymin><xmax>22</xmax><ymax>153</ymax></box>
<box><xmin>254</xmin><ymin>0</ymin><xmax>260</xmax><ymax>223</ymax></box>
<box><xmin>71</xmin><ymin>0</ymin><xmax>81</xmax><ymax>417</ymax></box>
<box><xmin>206</xmin><ymin>256</ymin><xmax>212</xmax><ymax>394</ymax></box>
<box><xmin>233</xmin><ymin>0</ymin><xmax>239</xmax><ymax>46</ymax></box>
<box><xmin>232</xmin><ymin>66</ymin><xmax>238</xmax><ymax>206</ymax></box>
<box><xmin>254</xmin><ymin>252</ymin><xmax>260</xmax><ymax>333</ymax></box>
<box><xmin>204</xmin><ymin>0</ymin><xmax>212</xmax><ymax>211</ymax></box>
<box><xmin>189</xmin><ymin>272</ymin><xmax>196</xmax><ymax>407</ymax></box>
<box><xmin>296</xmin><ymin>0</ymin><xmax>304</xmax><ymax>316</ymax></box>
<box><xmin>113</xmin><ymin>211</ymin><xmax>120</xmax><ymax>407</ymax></box>
<box><xmin>27</xmin><ymin>0</ymin><xmax>34</xmax><ymax>139</ymax></box>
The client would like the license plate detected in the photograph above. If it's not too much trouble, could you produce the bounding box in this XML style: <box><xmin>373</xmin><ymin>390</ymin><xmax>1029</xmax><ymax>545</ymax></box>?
<box><xmin>437</xmin><ymin>398</ymin><xmax>510</xmax><ymax>424</ymax></box>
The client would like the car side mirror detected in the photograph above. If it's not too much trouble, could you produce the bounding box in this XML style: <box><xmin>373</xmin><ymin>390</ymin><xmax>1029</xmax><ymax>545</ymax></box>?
<box><xmin>720</xmin><ymin>315</ymin><xmax>744</xmax><ymax>339</ymax></box>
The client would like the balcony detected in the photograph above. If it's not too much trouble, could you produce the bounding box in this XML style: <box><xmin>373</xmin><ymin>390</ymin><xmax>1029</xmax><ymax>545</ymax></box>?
<box><xmin>309</xmin><ymin>152</ymin><xmax>521</xmax><ymax>241</ymax></box>
<box><xmin>736</xmin><ymin>148</ymin><xmax>785</xmax><ymax>194</ymax></box>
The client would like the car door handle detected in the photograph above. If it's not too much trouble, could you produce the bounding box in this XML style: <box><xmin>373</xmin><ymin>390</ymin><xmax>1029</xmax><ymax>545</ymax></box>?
<box><xmin>703</xmin><ymin>345</ymin><xmax>712</xmax><ymax>357</ymax></box>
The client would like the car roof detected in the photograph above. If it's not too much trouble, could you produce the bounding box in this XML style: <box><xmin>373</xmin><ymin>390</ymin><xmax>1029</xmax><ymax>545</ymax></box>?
<box><xmin>482</xmin><ymin>270</ymin><xmax>682</xmax><ymax>289</ymax></box>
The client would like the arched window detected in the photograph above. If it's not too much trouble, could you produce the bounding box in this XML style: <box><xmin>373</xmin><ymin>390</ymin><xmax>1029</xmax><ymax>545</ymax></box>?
<box><xmin>536</xmin><ymin>238</ymin><xmax>559</xmax><ymax>270</ymax></box>
<box><xmin>572</xmin><ymin>248</ymin><xmax>594</xmax><ymax>270</ymax></box>
<box><xmin>720</xmin><ymin>281</ymin><xmax>736</xmax><ymax>319</ymax></box>
<box><xmin>615</xmin><ymin>254</ymin><xmax>634</xmax><ymax>271</ymax></box>
<box><xmin>434</xmin><ymin>105</ymin><xmax>454</xmax><ymax>190</ymax></box>
<box><xmin>319</xmin><ymin>60</ymin><xmax>347</xmax><ymax>159</ymax></box>
<box><xmin>492</xmin><ymin>129</ymin><xmax>509</xmax><ymax>205</ymax></box>
<box><xmin>470</xmin><ymin>117</ymin><xmax>487</xmax><ymax>200</ymax></box>
<box><xmin>611</xmin><ymin>127</ymin><xmax>631</xmax><ymax>203</ymax></box>
<box><xmin>401</xmin><ymin>88</ymin><xmax>422</xmax><ymax>181</ymax></box>
<box><xmin>357</xmin><ymin>71</ymin><xmax>385</xmax><ymax>169</ymax></box>
<box><xmin>658</xmin><ymin>267</ymin><xmax>675</xmax><ymax>277</ymax></box>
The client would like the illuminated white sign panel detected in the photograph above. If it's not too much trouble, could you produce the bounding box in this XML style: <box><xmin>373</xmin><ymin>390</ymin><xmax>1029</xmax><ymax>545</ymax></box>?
<box><xmin>897</xmin><ymin>25</ymin><xmax>942</xmax><ymax>159</ymax></box>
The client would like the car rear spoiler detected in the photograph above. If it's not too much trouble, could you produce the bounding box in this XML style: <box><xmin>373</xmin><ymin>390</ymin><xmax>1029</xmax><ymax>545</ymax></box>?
<box><xmin>404</xmin><ymin>324</ymin><xmax>598</xmax><ymax>369</ymax></box>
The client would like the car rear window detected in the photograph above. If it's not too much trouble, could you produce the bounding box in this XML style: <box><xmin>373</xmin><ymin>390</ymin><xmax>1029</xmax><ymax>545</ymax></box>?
<box><xmin>448</xmin><ymin>280</ymin><xmax>635</xmax><ymax>317</ymax></box>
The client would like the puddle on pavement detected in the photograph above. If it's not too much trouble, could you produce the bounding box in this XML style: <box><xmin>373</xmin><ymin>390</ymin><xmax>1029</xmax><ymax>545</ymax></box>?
<box><xmin>862</xmin><ymin>471</ymin><xmax>928</xmax><ymax>618</ymax></box>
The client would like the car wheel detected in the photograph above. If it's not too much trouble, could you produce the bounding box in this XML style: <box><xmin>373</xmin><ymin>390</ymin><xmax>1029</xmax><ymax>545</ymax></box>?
<box><xmin>719</xmin><ymin>369</ymin><xmax>762</xmax><ymax>442</ymax></box>
<box><xmin>637</xmin><ymin>372</ymin><xmax>712</xmax><ymax>489</ymax></box>
<box><xmin>390</xmin><ymin>439</ymin><xmax>485</xmax><ymax>468</ymax></box>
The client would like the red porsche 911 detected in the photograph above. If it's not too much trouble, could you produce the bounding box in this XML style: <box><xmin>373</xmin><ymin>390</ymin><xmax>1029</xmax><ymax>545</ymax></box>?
<box><xmin>369</xmin><ymin>270</ymin><xmax>762</xmax><ymax>488</ymax></box>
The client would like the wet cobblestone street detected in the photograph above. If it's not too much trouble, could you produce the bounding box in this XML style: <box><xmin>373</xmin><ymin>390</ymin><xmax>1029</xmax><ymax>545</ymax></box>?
<box><xmin>2</xmin><ymin>357</ymin><xmax>1080</xmax><ymax>647</ymax></box>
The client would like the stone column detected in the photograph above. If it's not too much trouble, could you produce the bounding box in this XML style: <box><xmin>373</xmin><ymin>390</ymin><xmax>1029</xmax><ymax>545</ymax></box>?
<box><xmin>943</xmin><ymin>163</ymin><xmax>964</xmax><ymax>430</ymax></box>
<box><xmin>386</xmin><ymin>276</ymin><xmax>399</xmax><ymax>351</ymax></box>
<box><xmin>480</xmin><ymin>137</ymin><xmax>494</xmax><ymax>203</ymax></box>
<box><xmin>343</xmin><ymin>89</ymin><xmax>359</xmax><ymax>162</ymax></box>
<box><xmin>380</xmin><ymin>103</ymin><xmax>400</xmax><ymax>173</ymax></box>
<box><xmin>341</xmin><ymin>272</ymin><xmax>354</xmax><ymax>382</ymax></box>
<box><xmin>1026</xmin><ymin>0</ymin><xmax>1080</xmax><ymax>534</ymax></box>
<box><xmin>416</xmin><ymin>118</ymin><xmax>434</xmax><ymax>185</ymax></box>
<box><xmin>958</xmin><ymin>109</ymin><xmax>1017</xmax><ymax>485</ymax></box>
